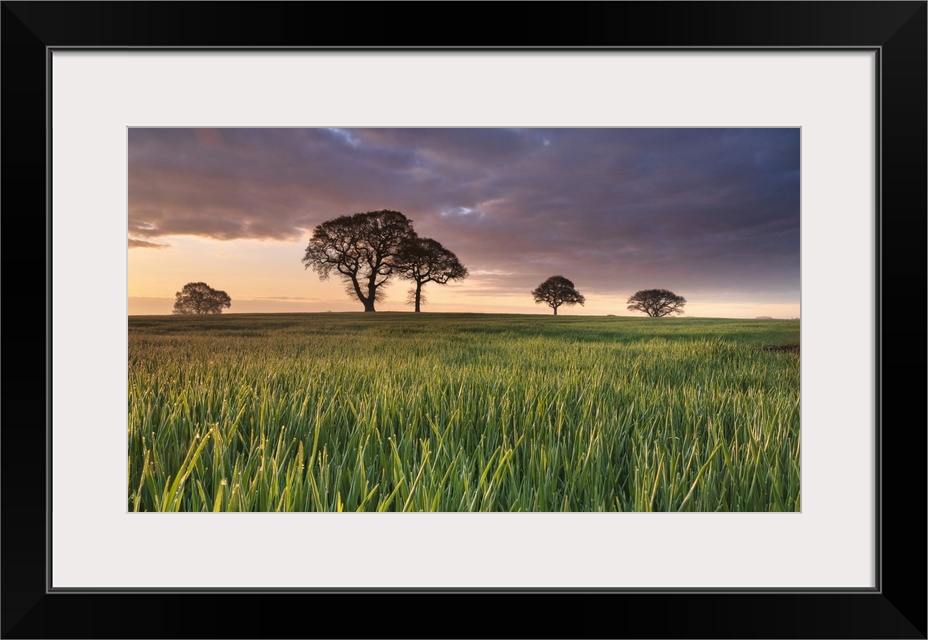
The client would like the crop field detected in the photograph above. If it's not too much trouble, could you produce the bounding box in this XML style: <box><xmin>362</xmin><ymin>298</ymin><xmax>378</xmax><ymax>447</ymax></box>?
<box><xmin>128</xmin><ymin>313</ymin><xmax>800</xmax><ymax>512</ymax></box>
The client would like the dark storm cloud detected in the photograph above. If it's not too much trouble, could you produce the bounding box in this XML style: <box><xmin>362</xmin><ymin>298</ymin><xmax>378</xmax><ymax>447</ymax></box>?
<box><xmin>129</xmin><ymin>127</ymin><xmax>799</xmax><ymax>297</ymax></box>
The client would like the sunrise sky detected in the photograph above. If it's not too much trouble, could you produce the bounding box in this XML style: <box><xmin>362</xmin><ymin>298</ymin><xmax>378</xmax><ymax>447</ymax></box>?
<box><xmin>128</xmin><ymin>127</ymin><xmax>800</xmax><ymax>318</ymax></box>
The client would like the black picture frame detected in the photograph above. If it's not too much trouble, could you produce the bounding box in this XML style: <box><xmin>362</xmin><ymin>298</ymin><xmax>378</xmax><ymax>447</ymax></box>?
<box><xmin>3</xmin><ymin>2</ymin><xmax>925</xmax><ymax>638</ymax></box>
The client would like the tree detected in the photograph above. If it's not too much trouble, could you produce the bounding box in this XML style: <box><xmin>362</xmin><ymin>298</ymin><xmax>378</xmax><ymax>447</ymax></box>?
<box><xmin>626</xmin><ymin>289</ymin><xmax>686</xmax><ymax>317</ymax></box>
<box><xmin>173</xmin><ymin>282</ymin><xmax>231</xmax><ymax>315</ymax></box>
<box><xmin>395</xmin><ymin>236</ymin><xmax>468</xmax><ymax>312</ymax></box>
<box><xmin>531</xmin><ymin>276</ymin><xmax>585</xmax><ymax>315</ymax></box>
<box><xmin>301</xmin><ymin>210</ymin><xmax>416</xmax><ymax>312</ymax></box>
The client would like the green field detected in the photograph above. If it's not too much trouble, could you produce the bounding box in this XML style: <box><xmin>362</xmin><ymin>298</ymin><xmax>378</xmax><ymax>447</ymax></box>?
<box><xmin>128</xmin><ymin>313</ymin><xmax>800</xmax><ymax>512</ymax></box>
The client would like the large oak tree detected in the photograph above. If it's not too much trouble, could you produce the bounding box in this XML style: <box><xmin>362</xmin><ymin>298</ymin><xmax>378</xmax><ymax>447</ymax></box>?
<box><xmin>173</xmin><ymin>282</ymin><xmax>232</xmax><ymax>315</ymax></box>
<box><xmin>626</xmin><ymin>289</ymin><xmax>686</xmax><ymax>317</ymax></box>
<box><xmin>532</xmin><ymin>275</ymin><xmax>585</xmax><ymax>315</ymax></box>
<box><xmin>395</xmin><ymin>236</ymin><xmax>468</xmax><ymax>312</ymax></box>
<box><xmin>302</xmin><ymin>210</ymin><xmax>416</xmax><ymax>312</ymax></box>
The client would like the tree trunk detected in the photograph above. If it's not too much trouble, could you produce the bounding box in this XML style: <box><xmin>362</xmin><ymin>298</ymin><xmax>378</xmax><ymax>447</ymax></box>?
<box><xmin>414</xmin><ymin>282</ymin><xmax>423</xmax><ymax>312</ymax></box>
<box><xmin>553</xmin><ymin>306</ymin><xmax>558</xmax><ymax>315</ymax></box>
<box><xmin>364</xmin><ymin>274</ymin><xmax>378</xmax><ymax>312</ymax></box>
<box><xmin>349</xmin><ymin>276</ymin><xmax>376</xmax><ymax>312</ymax></box>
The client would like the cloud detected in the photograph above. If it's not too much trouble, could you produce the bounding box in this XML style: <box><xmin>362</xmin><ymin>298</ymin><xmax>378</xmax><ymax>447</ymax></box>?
<box><xmin>128</xmin><ymin>127</ymin><xmax>799</xmax><ymax>298</ymax></box>
<box><xmin>128</xmin><ymin>238</ymin><xmax>169</xmax><ymax>249</ymax></box>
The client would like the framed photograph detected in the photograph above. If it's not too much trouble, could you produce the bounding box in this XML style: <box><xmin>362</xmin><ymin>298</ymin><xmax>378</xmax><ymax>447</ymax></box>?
<box><xmin>6</xmin><ymin>2</ymin><xmax>924</xmax><ymax>638</ymax></box>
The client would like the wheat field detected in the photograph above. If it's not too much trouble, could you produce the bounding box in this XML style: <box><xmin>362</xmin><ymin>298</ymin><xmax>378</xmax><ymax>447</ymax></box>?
<box><xmin>128</xmin><ymin>313</ymin><xmax>800</xmax><ymax>512</ymax></box>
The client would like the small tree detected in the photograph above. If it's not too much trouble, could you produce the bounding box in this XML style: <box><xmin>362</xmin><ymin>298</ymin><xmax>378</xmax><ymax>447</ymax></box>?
<box><xmin>532</xmin><ymin>276</ymin><xmax>585</xmax><ymax>315</ymax></box>
<box><xmin>173</xmin><ymin>282</ymin><xmax>231</xmax><ymax>315</ymax></box>
<box><xmin>626</xmin><ymin>289</ymin><xmax>686</xmax><ymax>317</ymax></box>
<box><xmin>302</xmin><ymin>210</ymin><xmax>416</xmax><ymax>312</ymax></box>
<box><xmin>395</xmin><ymin>236</ymin><xmax>468</xmax><ymax>312</ymax></box>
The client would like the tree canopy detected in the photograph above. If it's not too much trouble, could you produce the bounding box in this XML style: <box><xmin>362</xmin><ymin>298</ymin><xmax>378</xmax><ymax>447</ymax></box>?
<box><xmin>395</xmin><ymin>236</ymin><xmax>468</xmax><ymax>312</ymax></box>
<box><xmin>626</xmin><ymin>289</ymin><xmax>686</xmax><ymax>317</ymax></box>
<box><xmin>532</xmin><ymin>276</ymin><xmax>585</xmax><ymax>315</ymax></box>
<box><xmin>302</xmin><ymin>210</ymin><xmax>416</xmax><ymax>312</ymax></box>
<box><xmin>173</xmin><ymin>282</ymin><xmax>231</xmax><ymax>315</ymax></box>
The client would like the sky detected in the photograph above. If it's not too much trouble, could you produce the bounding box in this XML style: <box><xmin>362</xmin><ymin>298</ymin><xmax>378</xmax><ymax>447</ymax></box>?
<box><xmin>128</xmin><ymin>128</ymin><xmax>800</xmax><ymax>318</ymax></box>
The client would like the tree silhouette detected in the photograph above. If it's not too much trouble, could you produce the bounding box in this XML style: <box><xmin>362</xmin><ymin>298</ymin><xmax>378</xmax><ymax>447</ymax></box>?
<box><xmin>395</xmin><ymin>236</ymin><xmax>468</xmax><ymax>312</ymax></box>
<box><xmin>532</xmin><ymin>276</ymin><xmax>585</xmax><ymax>315</ymax></box>
<box><xmin>173</xmin><ymin>282</ymin><xmax>231</xmax><ymax>315</ymax></box>
<box><xmin>626</xmin><ymin>289</ymin><xmax>686</xmax><ymax>317</ymax></box>
<box><xmin>301</xmin><ymin>210</ymin><xmax>416</xmax><ymax>312</ymax></box>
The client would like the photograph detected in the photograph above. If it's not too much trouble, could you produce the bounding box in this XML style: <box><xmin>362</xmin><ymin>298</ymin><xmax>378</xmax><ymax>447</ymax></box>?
<box><xmin>128</xmin><ymin>127</ymin><xmax>801</xmax><ymax>513</ymax></box>
<box><xmin>5</xmin><ymin>0</ymin><xmax>921</xmax><ymax>635</ymax></box>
